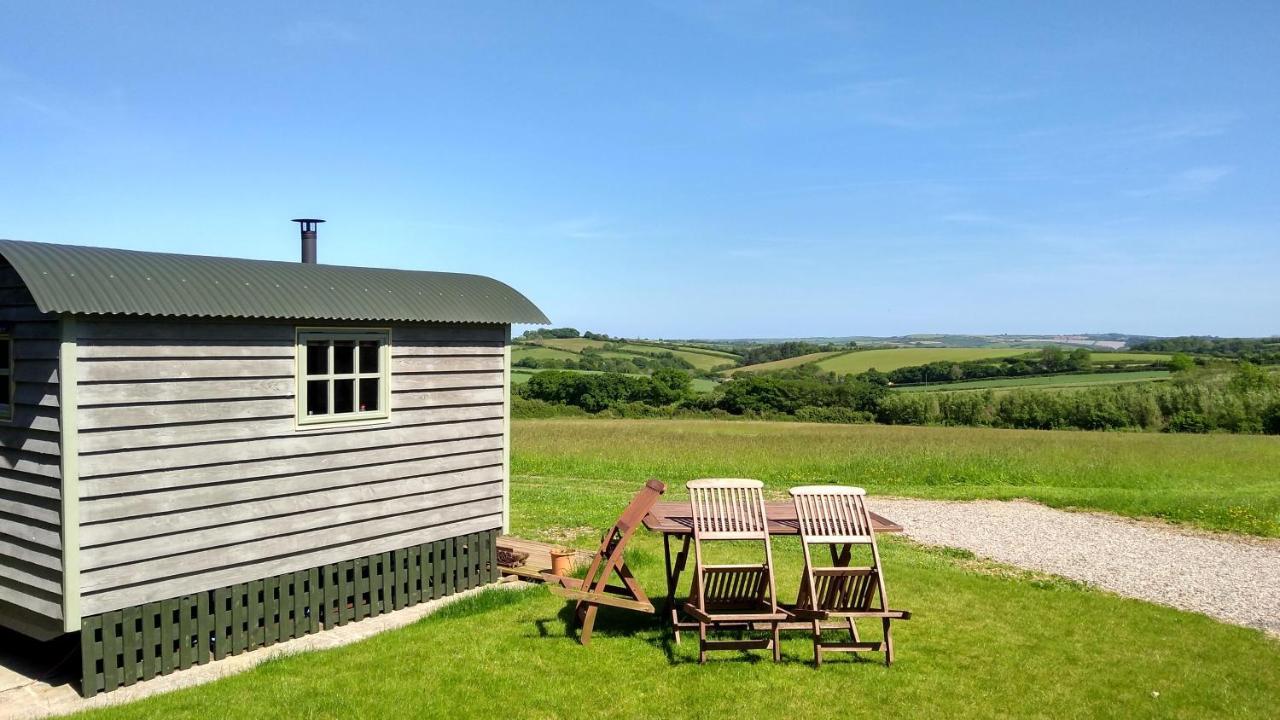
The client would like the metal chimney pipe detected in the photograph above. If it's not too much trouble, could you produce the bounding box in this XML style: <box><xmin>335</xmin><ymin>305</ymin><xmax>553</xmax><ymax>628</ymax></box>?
<box><xmin>291</xmin><ymin>218</ymin><xmax>325</xmax><ymax>263</ymax></box>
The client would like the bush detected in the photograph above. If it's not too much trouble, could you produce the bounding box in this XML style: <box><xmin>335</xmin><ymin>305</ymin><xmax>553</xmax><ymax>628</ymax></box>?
<box><xmin>1263</xmin><ymin>404</ymin><xmax>1280</xmax><ymax>435</ymax></box>
<box><xmin>511</xmin><ymin>397</ymin><xmax>589</xmax><ymax>419</ymax></box>
<box><xmin>794</xmin><ymin>406</ymin><xmax>875</xmax><ymax>424</ymax></box>
<box><xmin>1167</xmin><ymin>410</ymin><xmax>1209</xmax><ymax>433</ymax></box>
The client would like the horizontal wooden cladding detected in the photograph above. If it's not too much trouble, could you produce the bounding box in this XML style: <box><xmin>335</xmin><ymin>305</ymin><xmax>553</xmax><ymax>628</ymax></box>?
<box><xmin>82</xmin><ymin>448</ymin><xmax>503</xmax><ymax>523</ymax></box>
<box><xmin>0</xmin><ymin>554</ymin><xmax>60</xmax><ymax>595</ymax></box>
<box><xmin>76</xmin><ymin>339</ymin><xmax>503</xmax><ymax>360</ymax></box>
<box><xmin>79</xmin><ymin>398</ymin><xmax>290</xmax><ymax>430</ymax></box>
<box><xmin>75</xmin><ymin>319</ymin><xmax>505</xmax><ymax>343</ymax></box>
<box><xmin>13</xmin><ymin>358</ymin><xmax>58</xmax><ymax>384</ymax></box>
<box><xmin>78</xmin><ymin>358</ymin><xmax>294</xmax><ymax>383</ymax></box>
<box><xmin>0</xmin><ymin>514</ymin><xmax>59</xmax><ymax>550</ymax></box>
<box><xmin>12</xmin><ymin>322</ymin><xmax>59</xmax><ymax>340</ymax></box>
<box><xmin>0</xmin><ymin>306</ymin><xmax>55</xmax><ymax>323</ymax></box>
<box><xmin>390</xmin><ymin>355</ymin><xmax>502</xmax><ymax>374</ymax></box>
<box><xmin>0</xmin><ymin>532</ymin><xmax>61</xmax><ymax>570</ymax></box>
<box><xmin>80</xmin><ymin>415</ymin><xmax>503</xmax><ymax>478</ymax></box>
<box><xmin>82</xmin><ymin>433</ymin><xmax>501</xmax><ymax>497</ymax></box>
<box><xmin>79</xmin><ymin>408</ymin><xmax>502</xmax><ymax>468</ymax></box>
<box><xmin>0</xmin><ymin>575</ymin><xmax>61</xmax><ymax>620</ymax></box>
<box><xmin>81</xmin><ymin>477</ymin><xmax>502</xmax><ymax>569</ymax></box>
<box><xmin>76</xmin><ymin>354</ymin><xmax>501</xmax><ymax>381</ymax></box>
<box><xmin>81</xmin><ymin>513</ymin><xmax>501</xmax><ymax>615</ymax></box>
<box><xmin>392</xmin><ymin>342</ymin><xmax>504</xmax><ymax>357</ymax></box>
<box><xmin>78</xmin><ymin>341</ymin><xmax>293</xmax><ymax>359</ymax></box>
<box><xmin>73</xmin><ymin>386</ymin><xmax>494</xmax><ymax>430</ymax></box>
<box><xmin>394</xmin><ymin>371</ymin><xmax>501</xmax><ymax>392</ymax></box>
<box><xmin>0</xmin><ymin>426</ymin><xmax>60</xmax><ymax>456</ymax></box>
<box><xmin>79</xmin><ymin>377</ymin><xmax>290</xmax><ymax>405</ymax></box>
<box><xmin>0</xmin><ymin>285</ymin><xmax>37</xmax><ymax>304</ymax></box>
<box><xmin>0</xmin><ymin>469</ymin><xmax>59</xmax><ymax>500</ymax></box>
<box><xmin>15</xmin><ymin>339</ymin><xmax>59</xmax><ymax>360</ymax></box>
<box><xmin>0</xmin><ymin>448</ymin><xmax>61</xmax><ymax>480</ymax></box>
<box><xmin>6</xmin><ymin>404</ymin><xmax>60</xmax><ymax>433</ymax></box>
<box><xmin>0</xmin><ymin>489</ymin><xmax>59</xmax><ymax>525</ymax></box>
<box><xmin>14</xmin><ymin>382</ymin><xmax>59</xmax><ymax>408</ymax></box>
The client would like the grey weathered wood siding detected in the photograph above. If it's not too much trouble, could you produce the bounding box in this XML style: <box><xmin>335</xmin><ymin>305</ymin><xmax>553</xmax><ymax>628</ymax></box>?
<box><xmin>0</xmin><ymin>261</ymin><xmax>63</xmax><ymax>635</ymax></box>
<box><xmin>75</xmin><ymin>318</ymin><xmax>507</xmax><ymax>616</ymax></box>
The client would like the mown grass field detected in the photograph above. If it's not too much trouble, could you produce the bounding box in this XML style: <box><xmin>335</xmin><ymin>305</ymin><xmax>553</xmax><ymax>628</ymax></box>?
<box><xmin>894</xmin><ymin>370</ymin><xmax>1171</xmax><ymax>392</ymax></box>
<box><xmin>1088</xmin><ymin>352</ymin><xmax>1173</xmax><ymax>363</ymax></box>
<box><xmin>512</xmin><ymin>419</ymin><xmax>1280</xmax><ymax>537</ymax></box>
<box><xmin>511</xmin><ymin>345</ymin><xmax>579</xmax><ymax>362</ymax></box>
<box><xmin>814</xmin><ymin>348</ymin><xmax>1045</xmax><ymax>374</ymax></box>
<box><xmin>78</xmin><ymin>420</ymin><xmax>1280</xmax><ymax>720</ymax></box>
<box><xmin>722</xmin><ymin>350</ymin><xmax>845</xmax><ymax>374</ymax></box>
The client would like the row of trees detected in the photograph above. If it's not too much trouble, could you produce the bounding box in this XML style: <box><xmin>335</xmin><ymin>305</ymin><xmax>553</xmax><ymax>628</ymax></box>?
<box><xmin>738</xmin><ymin>341</ymin><xmax>852</xmax><ymax>366</ymax></box>
<box><xmin>520</xmin><ymin>369</ymin><xmax>693</xmax><ymax>412</ymax></box>
<box><xmin>1133</xmin><ymin>336</ymin><xmax>1280</xmax><ymax>365</ymax></box>
<box><xmin>517</xmin><ymin>363</ymin><xmax>1280</xmax><ymax>434</ymax></box>
<box><xmin>514</xmin><ymin>348</ymin><xmax>696</xmax><ymax>374</ymax></box>
<box><xmin>871</xmin><ymin>347</ymin><xmax>1098</xmax><ymax>385</ymax></box>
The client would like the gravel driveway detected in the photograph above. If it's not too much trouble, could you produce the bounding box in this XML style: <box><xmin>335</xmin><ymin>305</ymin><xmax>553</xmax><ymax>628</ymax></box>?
<box><xmin>869</xmin><ymin>498</ymin><xmax>1280</xmax><ymax>635</ymax></box>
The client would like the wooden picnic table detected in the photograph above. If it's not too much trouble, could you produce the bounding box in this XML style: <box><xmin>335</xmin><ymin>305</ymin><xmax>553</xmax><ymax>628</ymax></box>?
<box><xmin>643</xmin><ymin>501</ymin><xmax>903</xmax><ymax>639</ymax></box>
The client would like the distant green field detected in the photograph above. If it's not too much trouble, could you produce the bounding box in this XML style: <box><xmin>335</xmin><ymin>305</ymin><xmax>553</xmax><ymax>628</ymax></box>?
<box><xmin>529</xmin><ymin>338</ymin><xmax>610</xmax><ymax>352</ymax></box>
<box><xmin>674</xmin><ymin>345</ymin><xmax>741</xmax><ymax>361</ymax></box>
<box><xmin>814</xmin><ymin>348</ymin><xmax>1036</xmax><ymax>374</ymax></box>
<box><xmin>513</xmin><ymin>367</ymin><xmax>718</xmax><ymax>393</ymax></box>
<box><xmin>1087</xmin><ymin>352</ymin><xmax>1172</xmax><ymax>363</ymax></box>
<box><xmin>511</xmin><ymin>345</ymin><xmax>579</xmax><ymax>362</ymax></box>
<box><xmin>894</xmin><ymin>370</ymin><xmax>1171</xmax><ymax>392</ymax></box>
<box><xmin>721</xmin><ymin>350</ymin><xmax>845</xmax><ymax>375</ymax></box>
<box><xmin>530</xmin><ymin>338</ymin><xmax>735</xmax><ymax>371</ymax></box>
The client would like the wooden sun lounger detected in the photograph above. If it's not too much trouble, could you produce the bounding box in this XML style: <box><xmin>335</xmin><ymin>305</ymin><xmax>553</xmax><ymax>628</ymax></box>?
<box><xmin>544</xmin><ymin>479</ymin><xmax>667</xmax><ymax>644</ymax></box>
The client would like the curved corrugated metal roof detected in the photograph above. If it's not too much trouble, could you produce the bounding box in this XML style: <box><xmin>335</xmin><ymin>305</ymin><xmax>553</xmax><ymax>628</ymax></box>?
<box><xmin>0</xmin><ymin>239</ymin><xmax>549</xmax><ymax>324</ymax></box>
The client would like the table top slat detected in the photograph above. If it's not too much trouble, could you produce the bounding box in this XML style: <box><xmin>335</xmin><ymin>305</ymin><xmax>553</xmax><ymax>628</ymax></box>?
<box><xmin>643</xmin><ymin>501</ymin><xmax>902</xmax><ymax>535</ymax></box>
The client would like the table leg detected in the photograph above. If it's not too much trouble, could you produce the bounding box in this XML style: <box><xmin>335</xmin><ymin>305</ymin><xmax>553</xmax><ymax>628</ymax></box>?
<box><xmin>663</xmin><ymin>534</ymin><xmax>692</xmax><ymax>644</ymax></box>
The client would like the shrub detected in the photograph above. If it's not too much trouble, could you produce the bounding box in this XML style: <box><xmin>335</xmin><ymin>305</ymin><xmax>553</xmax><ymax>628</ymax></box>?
<box><xmin>794</xmin><ymin>406</ymin><xmax>875</xmax><ymax>424</ymax></box>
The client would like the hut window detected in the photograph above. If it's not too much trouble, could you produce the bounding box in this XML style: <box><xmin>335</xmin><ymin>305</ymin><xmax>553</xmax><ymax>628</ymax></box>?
<box><xmin>296</xmin><ymin>330</ymin><xmax>390</xmax><ymax>426</ymax></box>
<box><xmin>0</xmin><ymin>334</ymin><xmax>10</xmax><ymax>421</ymax></box>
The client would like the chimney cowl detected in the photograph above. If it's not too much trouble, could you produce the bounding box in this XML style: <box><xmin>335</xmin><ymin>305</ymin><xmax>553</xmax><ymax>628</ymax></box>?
<box><xmin>292</xmin><ymin>218</ymin><xmax>325</xmax><ymax>264</ymax></box>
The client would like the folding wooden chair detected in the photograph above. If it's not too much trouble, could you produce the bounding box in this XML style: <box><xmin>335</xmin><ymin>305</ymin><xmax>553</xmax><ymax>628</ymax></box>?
<box><xmin>789</xmin><ymin>485</ymin><xmax>910</xmax><ymax>667</ymax></box>
<box><xmin>681</xmin><ymin>479</ymin><xmax>790</xmax><ymax>663</ymax></box>
<box><xmin>545</xmin><ymin>479</ymin><xmax>666</xmax><ymax>644</ymax></box>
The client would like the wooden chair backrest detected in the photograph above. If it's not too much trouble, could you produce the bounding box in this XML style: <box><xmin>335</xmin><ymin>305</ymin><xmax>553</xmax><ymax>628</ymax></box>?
<box><xmin>790</xmin><ymin>485</ymin><xmax>875</xmax><ymax>544</ymax></box>
<box><xmin>687</xmin><ymin>478</ymin><xmax>769</xmax><ymax>540</ymax></box>
<box><xmin>790</xmin><ymin>485</ymin><xmax>889</xmax><ymax>613</ymax></box>
<box><xmin>578</xmin><ymin>479</ymin><xmax>666</xmax><ymax>592</ymax></box>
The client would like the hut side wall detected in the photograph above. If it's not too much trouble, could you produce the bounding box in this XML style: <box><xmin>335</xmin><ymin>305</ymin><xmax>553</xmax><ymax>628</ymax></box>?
<box><xmin>74</xmin><ymin>318</ymin><xmax>507</xmax><ymax>616</ymax></box>
<box><xmin>0</xmin><ymin>260</ymin><xmax>64</xmax><ymax>638</ymax></box>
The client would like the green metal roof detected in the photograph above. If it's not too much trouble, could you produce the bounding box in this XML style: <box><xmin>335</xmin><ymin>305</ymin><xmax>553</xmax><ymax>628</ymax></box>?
<box><xmin>0</xmin><ymin>239</ymin><xmax>549</xmax><ymax>325</ymax></box>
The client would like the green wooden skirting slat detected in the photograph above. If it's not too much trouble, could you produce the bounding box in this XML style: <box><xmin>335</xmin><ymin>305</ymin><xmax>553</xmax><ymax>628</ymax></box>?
<box><xmin>264</xmin><ymin>575</ymin><xmax>279</xmax><ymax>647</ymax></box>
<box><xmin>307</xmin><ymin>567</ymin><xmax>321</xmax><ymax>634</ymax></box>
<box><xmin>79</xmin><ymin>528</ymin><xmax>499</xmax><ymax>697</ymax></box>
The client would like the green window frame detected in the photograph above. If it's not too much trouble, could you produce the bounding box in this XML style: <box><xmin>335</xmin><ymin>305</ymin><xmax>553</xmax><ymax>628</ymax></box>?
<box><xmin>0</xmin><ymin>334</ymin><xmax>11</xmax><ymax>422</ymax></box>
<box><xmin>296</xmin><ymin>328</ymin><xmax>392</xmax><ymax>427</ymax></box>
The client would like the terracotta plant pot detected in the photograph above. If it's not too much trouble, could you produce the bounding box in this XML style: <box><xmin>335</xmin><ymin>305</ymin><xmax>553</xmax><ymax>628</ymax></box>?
<box><xmin>549</xmin><ymin>548</ymin><xmax>574</xmax><ymax>577</ymax></box>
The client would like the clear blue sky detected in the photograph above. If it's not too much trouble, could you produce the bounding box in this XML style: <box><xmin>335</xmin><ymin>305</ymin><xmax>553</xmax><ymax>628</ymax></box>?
<box><xmin>2</xmin><ymin>2</ymin><xmax>1276</xmax><ymax>338</ymax></box>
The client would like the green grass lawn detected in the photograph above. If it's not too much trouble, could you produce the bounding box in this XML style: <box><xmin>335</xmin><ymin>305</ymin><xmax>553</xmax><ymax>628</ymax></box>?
<box><xmin>77</xmin><ymin>468</ymin><xmax>1280</xmax><ymax>719</ymax></box>
<box><xmin>512</xmin><ymin>419</ymin><xmax>1280</xmax><ymax>537</ymax></box>
<box><xmin>894</xmin><ymin>370</ymin><xmax>1171</xmax><ymax>392</ymax></box>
